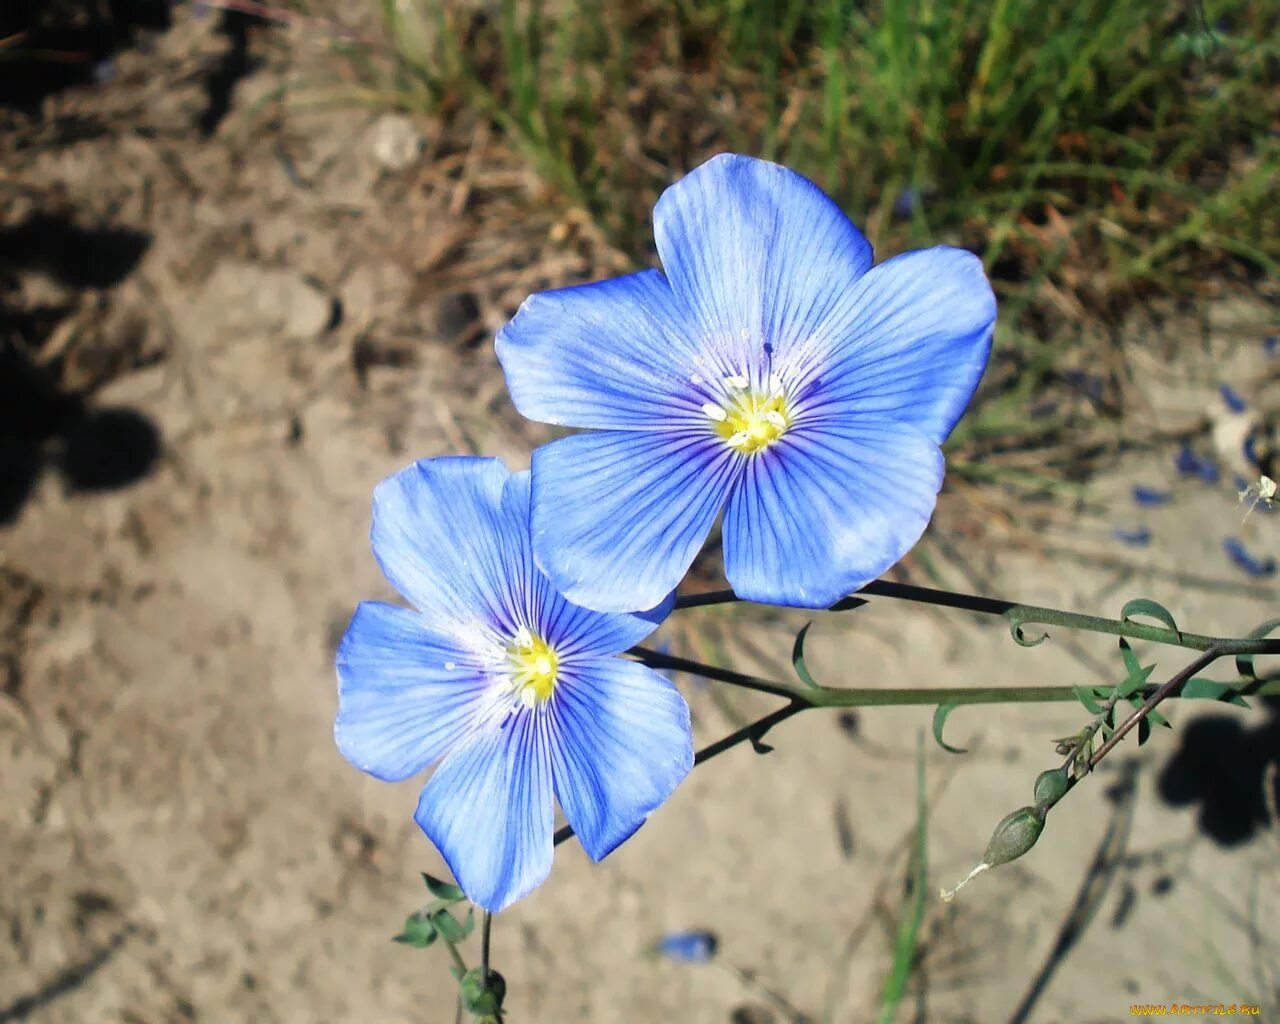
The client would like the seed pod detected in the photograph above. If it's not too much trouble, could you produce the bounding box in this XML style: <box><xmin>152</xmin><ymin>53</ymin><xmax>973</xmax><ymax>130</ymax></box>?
<box><xmin>1033</xmin><ymin>767</ymin><xmax>1070</xmax><ymax>812</ymax></box>
<box><xmin>983</xmin><ymin>806</ymin><xmax>1045</xmax><ymax>868</ymax></box>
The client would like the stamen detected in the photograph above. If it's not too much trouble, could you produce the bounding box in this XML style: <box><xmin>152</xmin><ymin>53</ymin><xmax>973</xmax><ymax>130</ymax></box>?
<box><xmin>701</xmin><ymin>403</ymin><xmax>728</xmax><ymax>422</ymax></box>
<box><xmin>723</xmin><ymin>374</ymin><xmax>749</xmax><ymax>389</ymax></box>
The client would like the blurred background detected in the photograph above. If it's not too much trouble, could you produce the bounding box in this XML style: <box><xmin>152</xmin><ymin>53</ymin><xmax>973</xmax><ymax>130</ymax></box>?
<box><xmin>1</xmin><ymin>2</ymin><xmax>1277</xmax><ymax>1021</ymax></box>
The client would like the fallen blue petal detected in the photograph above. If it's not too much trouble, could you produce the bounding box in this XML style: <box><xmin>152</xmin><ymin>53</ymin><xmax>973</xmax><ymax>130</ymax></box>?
<box><xmin>1220</xmin><ymin>384</ymin><xmax>1247</xmax><ymax>413</ymax></box>
<box><xmin>1243</xmin><ymin>433</ymin><xmax>1261</xmax><ymax>469</ymax></box>
<box><xmin>1264</xmin><ymin>336</ymin><xmax>1278</xmax><ymax>355</ymax></box>
<box><xmin>1132</xmin><ymin>485</ymin><xmax>1172</xmax><ymax>507</ymax></box>
<box><xmin>1112</xmin><ymin>526</ymin><xmax>1152</xmax><ymax>547</ymax></box>
<box><xmin>656</xmin><ymin>930</ymin><xmax>719</xmax><ymax>964</ymax></box>
<box><xmin>1174</xmin><ymin>444</ymin><xmax>1219</xmax><ymax>484</ymax></box>
<box><xmin>1223</xmin><ymin>537</ymin><xmax>1276</xmax><ymax>578</ymax></box>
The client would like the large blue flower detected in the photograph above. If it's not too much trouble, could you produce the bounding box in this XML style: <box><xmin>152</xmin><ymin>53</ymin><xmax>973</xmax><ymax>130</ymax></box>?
<box><xmin>497</xmin><ymin>154</ymin><xmax>996</xmax><ymax>612</ymax></box>
<box><xmin>335</xmin><ymin>457</ymin><xmax>692</xmax><ymax>912</ymax></box>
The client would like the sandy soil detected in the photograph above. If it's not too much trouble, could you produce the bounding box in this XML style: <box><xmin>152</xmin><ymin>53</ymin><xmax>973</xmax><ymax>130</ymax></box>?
<box><xmin>2</xmin><ymin>9</ymin><xmax>1278</xmax><ymax>1023</ymax></box>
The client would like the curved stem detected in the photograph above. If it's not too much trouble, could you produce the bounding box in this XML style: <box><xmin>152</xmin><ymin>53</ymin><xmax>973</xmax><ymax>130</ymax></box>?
<box><xmin>675</xmin><ymin>581</ymin><xmax>1271</xmax><ymax>653</ymax></box>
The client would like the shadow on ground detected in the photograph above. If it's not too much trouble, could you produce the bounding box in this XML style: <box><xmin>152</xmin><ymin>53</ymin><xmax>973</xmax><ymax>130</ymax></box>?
<box><xmin>0</xmin><ymin>214</ymin><xmax>161</xmax><ymax>524</ymax></box>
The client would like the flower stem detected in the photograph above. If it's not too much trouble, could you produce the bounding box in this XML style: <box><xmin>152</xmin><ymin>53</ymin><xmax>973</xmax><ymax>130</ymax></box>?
<box><xmin>627</xmin><ymin>645</ymin><xmax>1280</xmax><ymax>707</ymax></box>
<box><xmin>675</xmin><ymin>580</ymin><xmax>1272</xmax><ymax>654</ymax></box>
<box><xmin>480</xmin><ymin>911</ymin><xmax>492</xmax><ymax>988</ymax></box>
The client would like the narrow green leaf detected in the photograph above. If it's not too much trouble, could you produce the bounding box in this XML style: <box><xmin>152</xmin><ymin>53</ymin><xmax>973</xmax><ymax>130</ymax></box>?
<box><xmin>1234</xmin><ymin>617</ymin><xmax>1280</xmax><ymax>681</ymax></box>
<box><xmin>422</xmin><ymin>873</ymin><xmax>466</xmax><ymax>903</ymax></box>
<box><xmin>1073</xmin><ymin>686</ymin><xmax>1105</xmax><ymax>714</ymax></box>
<box><xmin>791</xmin><ymin>622</ymin><xmax>822</xmax><ymax>689</ymax></box>
<box><xmin>1120</xmin><ymin>598</ymin><xmax>1180</xmax><ymax>636</ymax></box>
<box><xmin>459</xmin><ymin>907</ymin><xmax>476</xmax><ymax>939</ymax></box>
<box><xmin>393</xmin><ymin>913</ymin><xmax>438</xmax><ymax>949</ymax></box>
<box><xmin>931</xmin><ymin>702</ymin><xmax>968</xmax><ymax>754</ymax></box>
<box><xmin>1118</xmin><ymin>638</ymin><xmax>1141</xmax><ymax>677</ymax></box>
<box><xmin>1182</xmin><ymin>677</ymin><xmax>1250</xmax><ymax>707</ymax></box>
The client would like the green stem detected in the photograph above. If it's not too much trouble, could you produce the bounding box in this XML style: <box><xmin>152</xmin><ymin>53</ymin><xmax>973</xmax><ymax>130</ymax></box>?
<box><xmin>675</xmin><ymin>581</ymin><xmax>1272</xmax><ymax>653</ymax></box>
<box><xmin>627</xmin><ymin>645</ymin><xmax>1280</xmax><ymax>707</ymax></box>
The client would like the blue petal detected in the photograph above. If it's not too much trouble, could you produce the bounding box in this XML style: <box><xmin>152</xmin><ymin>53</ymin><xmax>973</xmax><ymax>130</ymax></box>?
<box><xmin>531</xmin><ymin>430</ymin><xmax>741</xmax><ymax>613</ymax></box>
<box><xmin>722</xmin><ymin>420</ymin><xmax>944</xmax><ymax>607</ymax></box>
<box><xmin>335</xmin><ymin>602</ymin><xmax>494</xmax><ymax>781</ymax></box>
<box><xmin>500</xmin><ymin>470</ymin><xmax>675</xmax><ymax>653</ymax></box>
<box><xmin>414</xmin><ymin>710</ymin><xmax>555</xmax><ymax>913</ymax></box>
<box><xmin>653</xmin><ymin>154</ymin><xmax>874</xmax><ymax>370</ymax></box>
<box><xmin>789</xmin><ymin>248</ymin><xmax>995</xmax><ymax>445</ymax></box>
<box><xmin>549</xmin><ymin>658</ymin><xmax>693</xmax><ymax>861</ymax></box>
<box><xmin>370</xmin><ymin>457</ymin><xmax>523</xmax><ymax>639</ymax></box>
<box><xmin>496</xmin><ymin>270</ymin><xmax>711</xmax><ymax>431</ymax></box>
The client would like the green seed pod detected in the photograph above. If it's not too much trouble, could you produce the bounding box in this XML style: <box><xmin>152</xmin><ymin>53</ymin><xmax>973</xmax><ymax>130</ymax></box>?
<box><xmin>982</xmin><ymin>806</ymin><xmax>1045</xmax><ymax>868</ymax></box>
<box><xmin>1033</xmin><ymin>767</ymin><xmax>1070</xmax><ymax>811</ymax></box>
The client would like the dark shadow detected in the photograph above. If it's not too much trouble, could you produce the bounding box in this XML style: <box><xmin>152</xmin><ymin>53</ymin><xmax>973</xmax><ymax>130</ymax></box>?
<box><xmin>0</xmin><ymin>214</ymin><xmax>160</xmax><ymax>525</ymax></box>
<box><xmin>1156</xmin><ymin>695</ymin><xmax>1280</xmax><ymax>846</ymax></box>
<box><xmin>0</xmin><ymin>1</ymin><xmax>172</xmax><ymax>112</ymax></box>
<box><xmin>0</xmin><ymin>216</ymin><xmax>150</xmax><ymax>290</ymax></box>
<box><xmin>0</xmin><ymin>926</ymin><xmax>134</xmax><ymax>1023</ymax></box>
<box><xmin>198</xmin><ymin>9</ymin><xmax>264</xmax><ymax>138</ymax></box>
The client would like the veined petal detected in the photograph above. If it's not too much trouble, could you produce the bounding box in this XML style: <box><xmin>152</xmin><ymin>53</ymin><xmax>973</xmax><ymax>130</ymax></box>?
<box><xmin>531</xmin><ymin>430</ymin><xmax>741</xmax><ymax>613</ymax></box>
<box><xmin>549</xmin><ymin>658</ymin><xmax>693</xmax><ymax>861</ymax></box>
<box><xmin>500</xmin><ymin>471</ymin><xmax>675</xmax><ymax>655</ymax></box>
<box><xmin>335</xmin><ymin>602</ymin><xmax>495</xmax><ymax>781</ymax></box>
<box><xmin>653</xmin><ymin>154</ymin><xmax>874</xmax><ymax>370</ymax></box>
<box><xmin>496</xmin><ymin>270</ymin><xmax>710</xmax><ymax>430</ymax></box>
<box><xmin>414</xmin><ymin>710</ymin><xmax>555</xmax><ymax>913</ymax></box>
<box><xmin>722</xmin><ymin>419</ymin><xmax>944</xmax><ymax>608</ymax></box>
<box><xmin>785</xmin><ymin>248</ymin><xmax>995</xmax><ymax>444</ymax></box>
<box><xmin>370</xmin><ymin>457</ymin><xmax>523</xmax><ymax>641</ymax></box>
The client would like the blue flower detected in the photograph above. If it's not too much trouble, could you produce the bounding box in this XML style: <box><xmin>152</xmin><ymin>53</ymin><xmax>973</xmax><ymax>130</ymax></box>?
<box><xmin>497</xmin><ymin>154</ymin><xmax>995</xmax><ymax>611</ymax></box>
<box><xmin>335</xmin><ymin>457</ymin><xmax>693</xmax><ymax>912</ymax></box>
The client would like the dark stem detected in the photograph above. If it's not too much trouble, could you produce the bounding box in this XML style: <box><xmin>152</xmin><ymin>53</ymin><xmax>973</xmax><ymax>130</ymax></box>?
<box><xmin>675</xmin><ymin>581</ymin><xmax>1269</xmax><ymax>653</ymax></box>
<box><xmin>553</xmin><ymin>702</ymin><xmax>803</xmax><ymax>848</ymax></box>
<box><xmin>1086</xmin><ymin>646</ymin><xmax>1223</xmax><ymax>770</ymax></box>
<box><xmin>480</xmin><ymin>911</ymin><xmax>492</xmax><ymax>988</ymax></box>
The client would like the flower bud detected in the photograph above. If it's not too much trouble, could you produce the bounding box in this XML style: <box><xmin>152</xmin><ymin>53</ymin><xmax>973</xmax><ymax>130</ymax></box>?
<box><xmin>983</xmin><ymin>806</ymin><xmax>1045</xmax><ymax>868</ymax></box>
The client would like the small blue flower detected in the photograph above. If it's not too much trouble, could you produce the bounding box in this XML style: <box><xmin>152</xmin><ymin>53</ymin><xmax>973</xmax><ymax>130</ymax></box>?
<box><xmin>335</xmin><ymin>457</ymin><xmax>693</xmax><ymax>912</ymax></box>
<box><xmin>497</xmin><ymin>155</ymin><xmax>995</xmax><ymax>611</ymax></box>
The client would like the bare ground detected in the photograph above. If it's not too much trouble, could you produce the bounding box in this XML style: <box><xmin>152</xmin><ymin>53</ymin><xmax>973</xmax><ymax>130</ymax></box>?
<box><xmin>2</xmin><ymin>9</ymin><xmax>1278</xmax><ymax>1023</ymax></box>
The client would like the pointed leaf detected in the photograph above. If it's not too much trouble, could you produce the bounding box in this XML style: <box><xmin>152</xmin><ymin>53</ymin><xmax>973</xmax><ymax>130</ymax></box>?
<box><xmin>1073</xmin><ymin>686</ymin><xmax>1106</xmax><ymax>714</ymax></box>
<box><xmin>1182</xmin><ymin>677</ymin><xmax>1250</xmax><ymax>707</ymax></box>
<box><xmin>791</xmin><ymin>622</ymin><xmax>821</xmax><ymax>689</ymax></box>
<box><xmin>931</xmin><ymin>702</ymin><xmax>968</xmax><ymax>754</ymax></box>
<box><xmin>422</xmin><ymin>873</ymin><xmax>466</xmax><ymax>903</ymax></box>
<box><xmin>1234</xmin><ymin>617</ymin><xmax>1280</xmax><ymax>681</ymax></box>
<box><xmin>1120</xmin><ymin>598</ymin><xmax>1181</xmax><ymax>637</ymax></box>
<box><xmin>393</xmin><ymin>913</ymin><xmax>438</xmax><ymax>949</ymax></box>
<box><xmin>432</xmin><ymin>909</ymin><xmax>467</xmax><ymax>944</ymax></box>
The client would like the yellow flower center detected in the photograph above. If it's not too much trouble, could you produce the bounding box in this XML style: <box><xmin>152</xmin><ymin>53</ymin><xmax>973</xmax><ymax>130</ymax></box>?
<box><xmin>506</xmin><ymin>627</ymin><xmax>559</xmax><ymax>708</ymax></box>
<box><xmin>702</xmin><ymin>374</ymin><xmax>792</xmax><ymax>454</ymax></box>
